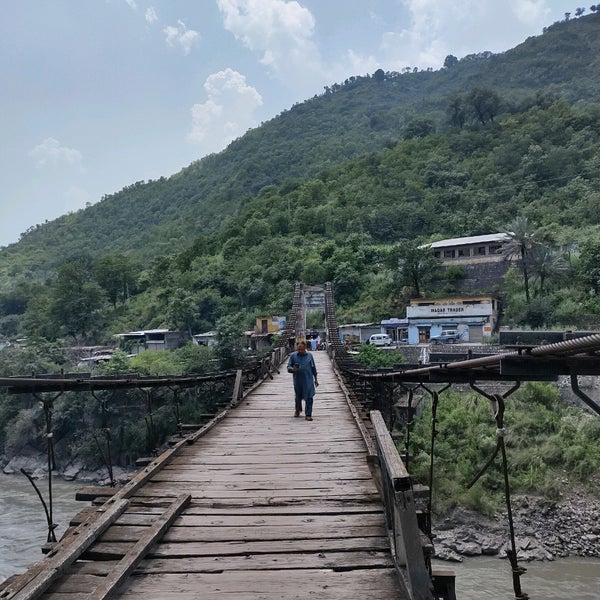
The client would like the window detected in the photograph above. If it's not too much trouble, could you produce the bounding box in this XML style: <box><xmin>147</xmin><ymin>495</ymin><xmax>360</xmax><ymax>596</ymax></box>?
<box><xmin>444</xmin><ymin>249</ymin><xmax>454</xmax><ymax>258</ymax></box>
<box><xmin>478</xmin><ymin>246</ymin><xmax>486</xmax><ymax>255</ymax></box>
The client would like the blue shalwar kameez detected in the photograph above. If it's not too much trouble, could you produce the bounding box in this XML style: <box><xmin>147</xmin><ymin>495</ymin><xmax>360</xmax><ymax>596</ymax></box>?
<box><xmin>287</xmin><ymin>351</ymin><xmax>318</xmax><ymax>416</ymax></box>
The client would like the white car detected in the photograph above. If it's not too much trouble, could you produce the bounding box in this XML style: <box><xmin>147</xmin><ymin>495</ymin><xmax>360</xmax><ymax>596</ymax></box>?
<box><xmin>368</xmin><ymin>334</ymin><xmax>393</xmax><ymax>346</ymax></box>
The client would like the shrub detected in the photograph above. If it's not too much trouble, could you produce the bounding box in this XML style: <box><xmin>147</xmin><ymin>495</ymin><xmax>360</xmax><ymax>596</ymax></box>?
<box><xmin>404</xmin><ymin>384</ymin><xmax>600</xmax><ymax>516</ymax></box>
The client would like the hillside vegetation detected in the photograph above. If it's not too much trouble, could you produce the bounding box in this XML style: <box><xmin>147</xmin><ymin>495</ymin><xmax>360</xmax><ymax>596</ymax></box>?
<box><xmin>2</xmin><ymin>96</ymin><xmax>599</xmax><ymax>343</ymax></box>
<box><xmin>0</xmin><ymin>12</ymin><xmax>599</xmax><ymax>343</ymax></box>
<box><xmin>1</xmin><ymin>11</ymin><xmax>598</xmax><ymax>287</ymax></box>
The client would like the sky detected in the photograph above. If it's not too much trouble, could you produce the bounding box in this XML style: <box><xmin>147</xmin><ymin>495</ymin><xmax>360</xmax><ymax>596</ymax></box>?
<box><xmin>0</xmin><ymin>0</ymin><xmax>581</xmax><ymax>248</ymax></box>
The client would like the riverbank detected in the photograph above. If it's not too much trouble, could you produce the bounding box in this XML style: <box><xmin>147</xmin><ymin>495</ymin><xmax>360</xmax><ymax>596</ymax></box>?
<box><xmin>1</xmin><ymin>454</ymin><xmax>133</xmax><ymax>485</ymax></box>
<box><xmin>433</xmin><ymin>493</ymin><xmax>600</xmax><ymax>562</ymax></box>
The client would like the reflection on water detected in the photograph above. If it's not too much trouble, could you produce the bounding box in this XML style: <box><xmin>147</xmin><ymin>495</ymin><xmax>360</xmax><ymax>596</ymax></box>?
<box><xmin>0</xmin><ymin>474</ymin><xmax>82</xmax><ymax>581</ymax></box>
<box><xmin>434</xmin><ymin>556</ymin><xmax>600</xmax><ymax>599</ymax></box>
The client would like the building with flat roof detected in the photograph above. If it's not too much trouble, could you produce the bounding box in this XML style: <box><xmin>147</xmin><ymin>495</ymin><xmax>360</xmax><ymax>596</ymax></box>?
<box><xmin>115</xmin><ymin>329</ymin><xmax>186</xmax><ymax>354</ymax></box>
<box><xmin>427</xmin><ymin>233</ymin><xmax>510</xmax><ymax>265</ymax></box>
<box><xmin>406</xmin><ymin>295</ymin><xmax>499</xmax><ymax>344</ymax></box>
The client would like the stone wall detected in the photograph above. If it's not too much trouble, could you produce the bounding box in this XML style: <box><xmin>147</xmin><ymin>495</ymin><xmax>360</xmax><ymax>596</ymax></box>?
<box><xmin>433</xmin><ymin>260</ymin><xmax>510</xmax><ymax>294</ymax></box>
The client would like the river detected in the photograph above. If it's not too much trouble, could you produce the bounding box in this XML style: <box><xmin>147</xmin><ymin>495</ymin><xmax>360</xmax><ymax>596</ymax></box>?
<box><xmin>1</xmin><ymin>474</ymin><xmax>598</xmax><ymax>596</ymax></box>
<box><xmin>0</xmin><ymin>474</ymin><xmax>82</xmax><ymax>582</ymax></box>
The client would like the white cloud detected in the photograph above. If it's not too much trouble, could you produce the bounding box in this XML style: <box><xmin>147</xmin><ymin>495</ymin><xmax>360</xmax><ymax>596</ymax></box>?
<box><xmin>145</xmin><ymin>7</ymin><xmax>158</xmax><ymax>24</ymax></box>
<box><xmin>345</xmin><ymin>49</ymin><xmax>380</xmax><ymax>77</ymax></box>
<box><xmin>125</xmin><ymin>0</ymin><xmax>137</xmax><ymax>9</ymax></box>
<box><xmin>29</xmin><ymin>138</ymin><xmax>83</xmax><ymax>170</ymax></box>
<box><xmin>188</xmin><ymin>68</ymin><xmax>263</xmax><ymax>153</ymax></box>
<box><xmin>163</xmin><ymin>20</ymin><xmax>199</xmax><ymax>55</ymax></box>
<box><xmin>217</xmin><ymin>0</ymin><xmax>325</xmax><ymax>91</ymax></box>
<box><xmin>372</xmin><ymin>0</ymin><xmax>555</xmax><ymax>70</ymax></box>
<box><xmin>511</xmin><ymin>0</ymin><xmax>549</xmax><ymax>25</ymax></box>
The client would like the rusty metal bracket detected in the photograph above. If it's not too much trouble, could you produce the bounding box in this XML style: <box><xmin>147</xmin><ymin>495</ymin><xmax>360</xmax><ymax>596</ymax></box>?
<box><xmin>570</xmin><ymin>373</ymin><xmax>600</xmax><ymax>416</ymax></box>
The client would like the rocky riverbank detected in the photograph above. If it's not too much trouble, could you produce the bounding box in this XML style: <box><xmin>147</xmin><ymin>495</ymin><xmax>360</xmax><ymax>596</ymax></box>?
<box><xmin>1</xmin><ymin>454</ymin><xmax>132</xmax><ymax>485</ymax></box>
<box><xmin>433</xmin><ymin>493</ymin><xmax>600</xmax><ymax>562</ymax></box>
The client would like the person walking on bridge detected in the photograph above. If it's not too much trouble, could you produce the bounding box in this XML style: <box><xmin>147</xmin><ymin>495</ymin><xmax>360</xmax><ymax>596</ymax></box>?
<box><xmin>287</xmin><ymin>341</ymin><xmax>319</xmax><ymax>420</ymax></box>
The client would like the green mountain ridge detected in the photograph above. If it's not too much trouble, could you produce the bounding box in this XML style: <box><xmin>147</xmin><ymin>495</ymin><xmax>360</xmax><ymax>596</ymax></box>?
<box><xmin>1</xmin><ymin>12</ymin><xmax>599</xmax><ymax>286</ymax></box>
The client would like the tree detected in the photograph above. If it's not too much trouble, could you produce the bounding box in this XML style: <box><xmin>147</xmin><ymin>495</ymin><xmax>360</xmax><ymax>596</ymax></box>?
<box><xmin>503</xmin><ymin>217</ymin><xmax>537</xmax><ymax>304</ymax></box>
<box><xmin>528</xmin><ymin>244</ymin><xmax>567</xmax><ymax>296</ymax></box>
<box><xmin>93</xmin><ymin>254</ymin><xmax>138</xmax><ymax>308</ymax></box>
<box><xmin>51</xmin><ymin>260</ymin><xmax>107</xmax><ymax>341</ymax></box>
<box><xmin>215</xmin><ymin>315</ymin><xmax>244</xmax><ymax>369</ymax></box>
<box><xmin>443</xmin><ymin>55</ymin><xmax>458</xmax><ymax>68</ymax></box>
<box><xmin>393</xmin><ymin>241</ymin><xmax>440</xmax><ymax>298</ymax></box>
<box><xmin>578</xmin><ymin>239</ymin><xmax>600</xmax><ymax>293</ymax></box>
<box><xmin>446</xmin><ymin>96</ymin><xmax>466</xmax><ymax>128</ymax></box>
<box><xmin>166</xmin><ymin>292</ymin><xmax>199</xmax><ymax>336</ymax></box>
<box><xmin>404</xmin><ymin>118</ymin><xmax>435</xmax><ymax>140</ymax></box>
<box><xmin>373</xmin><ymin>68</ymin><xmax>385</xmax><ymax>83</ymax></box>
<box><xmin>333</xmin><ymin>262</ymin><xmax>362</xmax><ymax>305</ymax></box>
<box><xmin>467</xmin><ymin>87</ymin><xmax>501</xmax><ymax>125</ymax></box>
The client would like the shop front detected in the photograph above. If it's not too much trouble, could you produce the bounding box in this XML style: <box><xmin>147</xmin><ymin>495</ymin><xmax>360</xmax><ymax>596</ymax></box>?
<box><xmin>406</xmin><ymin>296</ymin><xmax>498</xmax><ymax>344</ymax></box>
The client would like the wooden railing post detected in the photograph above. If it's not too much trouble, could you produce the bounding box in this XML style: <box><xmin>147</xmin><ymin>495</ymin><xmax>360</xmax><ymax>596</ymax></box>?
<box><xmin>371</xmin><ymin>410</ymin><xmax>434</xmax><ymax>600</ymax></box>
<box><xmin>230</xmin><ymin>369</ymin><xmax>243</xmax><ymax>408</ymax></box>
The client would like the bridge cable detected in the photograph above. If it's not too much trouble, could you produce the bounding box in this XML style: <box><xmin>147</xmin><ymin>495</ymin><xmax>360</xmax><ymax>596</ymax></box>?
<box><xmin>26</xmin><ymin>390</ymin><xmax>64</xmax><ymax>543</ymax></box>
<box><xmin>139</xmin><ymin>387</ymin><xmax>159</xmax><ymax>457</ymax></box>
<box><xmin>468</xmin><ymin>382</ymin><xmax>529</xmax><ymax>600</ymax></box>
<box><xmin>420</xmin><ymin>382</ymin><xmax>451</xmax><ymax>538</ymax></box>
<box><xmin>90</xmin><ymin>388</ymin><xmax>116</xmax><ymax>487</ymax></box>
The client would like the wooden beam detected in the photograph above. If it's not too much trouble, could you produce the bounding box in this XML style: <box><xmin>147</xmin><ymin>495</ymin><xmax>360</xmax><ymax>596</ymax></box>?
<box><xmin>85</xmin><ymin>494</ymin><xmax>191</xmax><ymax>600</ymax></box>
<box><xmin>370</xmin><ymin>411</ymin><xmax>410</xmax><ymax>491</ymax></box>
<box><xmin>1</xmin><ymin>499</ymin><xmax>129</xmax><ymax>600</ymax></box>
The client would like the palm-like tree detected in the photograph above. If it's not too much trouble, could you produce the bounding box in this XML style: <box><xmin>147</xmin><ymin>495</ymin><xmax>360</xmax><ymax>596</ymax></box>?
<box><xmin>503</xmin><ymin>216</ymin><xmax>537</xmax><ymax>303</ymax></box>
<box><xmin>528</xmin><ymin>244</ymin><xmax>567</xmax><ymax>296</ymax></box>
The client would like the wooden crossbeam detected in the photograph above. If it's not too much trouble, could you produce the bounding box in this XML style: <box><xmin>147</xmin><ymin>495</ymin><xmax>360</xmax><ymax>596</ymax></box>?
<box><xmin>85</xmin><ymin>494</ymin><xmax>191</xmax><ymax>600</ymax></box>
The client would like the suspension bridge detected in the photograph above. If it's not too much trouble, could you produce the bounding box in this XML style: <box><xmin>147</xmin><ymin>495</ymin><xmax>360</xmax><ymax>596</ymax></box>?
<box><xmin>1</xmin><ymin>282</ymin><xmax>599</xmax><ymax>600</ymax></box>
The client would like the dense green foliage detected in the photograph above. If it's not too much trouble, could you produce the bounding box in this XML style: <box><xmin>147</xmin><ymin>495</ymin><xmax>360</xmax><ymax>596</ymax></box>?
<box><xmin>407</xmin><ymin>383</ymin><xmax>600</xmax><ymax>515</ymax></box>
<box><xmin>355</xmin><ymin>345</ymin><xmax>404</xmax><ymax>368</ymax></box>
<box><xmin>2</xmin><ymin>96</ymin><xmax>600</xmax><ymax>342</ymax></box>
<box><xmin>0</xmin><ymin>343</ymin><xmax>221</xmax><ymax>468</ymax></box>
<box><xmin>0</xmin><ymin>12</ymin><xmax>598</xmax><ymax>288</ymax></box>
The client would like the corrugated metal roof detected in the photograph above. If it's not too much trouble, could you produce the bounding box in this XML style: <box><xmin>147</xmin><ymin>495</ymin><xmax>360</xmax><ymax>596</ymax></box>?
<box><xmin>426</xmin><ymin>233</ymin><xmax>510</xmax><ymax>248</ymax></box>
<box><xmin>115</xmin><ymin>328</ymin><xmax>171</xmax><ymax>337</ymax></box>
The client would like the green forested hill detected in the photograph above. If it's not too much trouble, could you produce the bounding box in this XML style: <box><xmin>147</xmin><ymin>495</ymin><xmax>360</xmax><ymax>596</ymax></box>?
<box><xmin>1</xmin><ymin>12</ymin><xmax>598</xmax><ymax>287</ymax></box>
<box><xmin>4</xmin><ymin>96</ymin><xmax>599</xmax><ymax>343</ymax></box>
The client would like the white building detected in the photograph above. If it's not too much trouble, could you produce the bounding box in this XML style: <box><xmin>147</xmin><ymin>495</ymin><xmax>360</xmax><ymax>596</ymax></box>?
<box><xmin>406</xmin><ymin>296</ymin><xmax>499</xmax><ymax>344</ymax></box>
<box><xmin>426</xmin><ymin>233</ymin><xmax>510</xmax><ymax>264</ymax></box>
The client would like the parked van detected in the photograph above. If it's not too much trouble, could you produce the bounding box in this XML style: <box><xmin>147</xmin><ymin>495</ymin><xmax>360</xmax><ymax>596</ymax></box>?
<box><xmin>368</xmin><ymin>333</ymin><xmax>393</xmax><ymax>347</ymax></box>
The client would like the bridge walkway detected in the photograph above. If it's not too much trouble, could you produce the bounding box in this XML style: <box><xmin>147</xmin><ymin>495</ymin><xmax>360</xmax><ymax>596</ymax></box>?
<box><xmin>41</xmin><ymin>351</ymin><xmax>406</xmax><ymax>599</ymax></box>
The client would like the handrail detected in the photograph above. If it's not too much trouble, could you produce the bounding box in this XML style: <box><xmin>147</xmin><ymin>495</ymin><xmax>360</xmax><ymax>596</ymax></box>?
<box><xmin>371</xmin><ymin>410</ymin><xmax>433</xmax><ymax>600</ymax></box>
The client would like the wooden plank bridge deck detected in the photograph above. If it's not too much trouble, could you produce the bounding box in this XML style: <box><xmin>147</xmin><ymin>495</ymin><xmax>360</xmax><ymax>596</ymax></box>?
<box><xmin>13</xmin><ymin>352</ymin><xmax>407</xmax><ymax>599</ymax></box>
